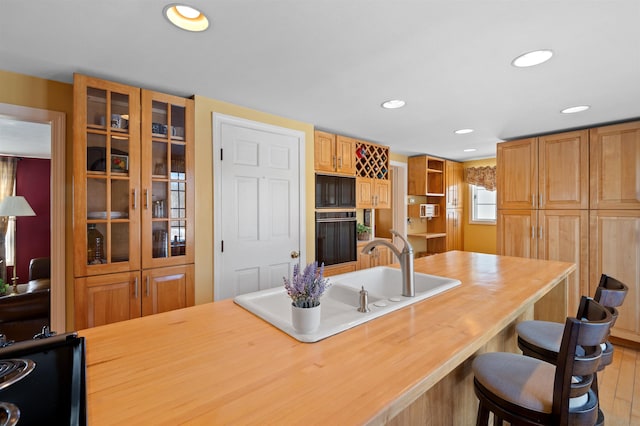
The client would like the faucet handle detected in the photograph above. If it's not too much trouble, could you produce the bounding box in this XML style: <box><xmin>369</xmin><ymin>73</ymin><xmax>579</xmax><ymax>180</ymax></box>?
<box><xmin>357</xmin><ymin>286</ymin><xmax>371</xmax><ymax>313</ymax></box>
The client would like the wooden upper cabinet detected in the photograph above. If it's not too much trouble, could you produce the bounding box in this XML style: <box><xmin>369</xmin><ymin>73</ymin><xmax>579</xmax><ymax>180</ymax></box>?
<box><xmin>313</xmin><ymin>131</ymin><xmax>356</xmax><ymax>175</ymax></box>
<box><xmin>497</xmin><ymin>138</ymin><xmax>537</xmax><ymax>209</ymax></box>
<box><xmin>538</xmin><ymin>130</ymin><xmax>589</xmax><ymax>209</ymax></box>
<box><xmin>445</xmin><ymin>161</ymin><xmax>464</xmax><ymax>209</ymax></box>
<box><xmin>356</xmin><ymin>178</ymin><xmax>389</xmax><ymax>209</ymax></box>
<box><xmin>590</xmin><ymin>120</ymin><xmax>640</xmax><ymax>209</ymax></box>
<box><xmin>73</xmin><ymin>74</ymin><xmax>142</xmax><ymax>277</ymax></box>
<box><xmin>314</xmin><ymin>130</ymin><xmax>336</xmax><ymax>173</ymax></box>
<box><xmin>498</xmin><ymin>130</ymin><xmax>588</xmax><ymax>210</ymax></box>
<box><xmin>140</xmin><ymin>90</ymin><xmax>195</xmax><ymax>269</ymax></box>
<box><xmin>336</xmin><ymin>135</ymin><xmax>357</xmax><ymax>175</ymax></box>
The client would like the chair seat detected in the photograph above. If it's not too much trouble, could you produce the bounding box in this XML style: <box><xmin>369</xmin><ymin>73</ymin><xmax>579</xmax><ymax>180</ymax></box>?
<box><xmin>473</xmin><ymin>352</ymin><xmax>556</xmax><ymax>413</ymax></box>
<box><xmin>516</xmin><ymin>320</ymin><xmax>564</xmax><ymax>353</ymax></box>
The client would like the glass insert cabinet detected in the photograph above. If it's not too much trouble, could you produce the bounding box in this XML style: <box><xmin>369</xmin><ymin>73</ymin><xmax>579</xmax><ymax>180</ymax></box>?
<box><xmin>73</xmin><ymin>74</ymin><xmax>194</xmax><ymax>329</ymax></box>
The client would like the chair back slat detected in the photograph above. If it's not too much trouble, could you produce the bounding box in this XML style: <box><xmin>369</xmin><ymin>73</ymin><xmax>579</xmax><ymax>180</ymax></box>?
<box><xmin>595</xmin><ymin>274</ymin><xmax>628</xmax><ymax>308</ymax></box>
<box><xmin>554</xmin><ymin>297</ymin><xmax>613</xmax><ymax>425</ymax></box>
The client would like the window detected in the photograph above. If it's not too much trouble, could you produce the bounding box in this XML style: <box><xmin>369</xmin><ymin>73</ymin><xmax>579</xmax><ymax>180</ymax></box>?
<box><xmin>470</xmin><ymin>185</ymin><xmax>496</xmax><ymax>224</ymax></box>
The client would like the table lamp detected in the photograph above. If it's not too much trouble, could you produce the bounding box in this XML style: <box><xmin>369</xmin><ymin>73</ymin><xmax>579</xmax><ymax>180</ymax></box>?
<box><xmin>0</xmin><ymin>195</ymin><xmax>36</xmax><ymax>294</ymax></box>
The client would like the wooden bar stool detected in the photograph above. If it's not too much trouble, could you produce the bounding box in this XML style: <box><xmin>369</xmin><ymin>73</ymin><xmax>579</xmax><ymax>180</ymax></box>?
<box><xmin>517</xmin><ymin>274</ymin><xmax>627</xmax><ymax>371</ymax></box>
<box><xmin>473</xmin><ymin>297</ymin><xmax>612</xmax><ymax>425</ymax></box>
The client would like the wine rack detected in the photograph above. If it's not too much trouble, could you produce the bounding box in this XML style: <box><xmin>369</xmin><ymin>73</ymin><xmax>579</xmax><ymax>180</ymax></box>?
<box><xmin>355</xmin><ymin>141</ymin><xmax>389</xmax><ymax>180</ymax></box>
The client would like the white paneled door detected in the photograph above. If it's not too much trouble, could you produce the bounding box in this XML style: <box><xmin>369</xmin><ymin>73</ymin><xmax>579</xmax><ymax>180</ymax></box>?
<box><xmin>213</xmin><ymin>114</ymin><xmax>305</xmax><ymax>300</ymax></box>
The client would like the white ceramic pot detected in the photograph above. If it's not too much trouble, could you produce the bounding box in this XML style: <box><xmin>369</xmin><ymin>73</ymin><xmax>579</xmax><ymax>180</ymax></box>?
<box><xmin>291</xmin><ymin>304</ymin><xmax>321</xmax><ymax>334</ymax></box>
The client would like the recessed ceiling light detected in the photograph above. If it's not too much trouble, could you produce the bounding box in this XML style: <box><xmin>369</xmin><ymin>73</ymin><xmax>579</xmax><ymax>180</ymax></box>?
<box><xmin>454</xmin><ymin>128</ymin><xmax>474</xmax><ymax>135</ymax></box>
<box><xmin>381</xmin><ymin>100</ymin><xmax>406</xmax><ymax>109</ymax></box>
<box><xmin>561</xmin><ymin>105</ymin><xmax>590</xmax><ymax>114</ymax></box>
<box><xmin>164</xmin><ymin>4</ymin><xmax>209</xmax><ymax>32</ymax></box>
<box><xmin>511</xmin><ymin>50</ymin><xmax>553</xmax><ymax>67</ymax></box>
<box><xmin>463</xmin><ymin>148</ymin><xmax>477</xmax><ymax>152</ymax></box>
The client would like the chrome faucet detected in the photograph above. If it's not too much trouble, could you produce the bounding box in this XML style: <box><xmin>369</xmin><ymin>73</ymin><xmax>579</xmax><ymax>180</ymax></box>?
<box><xmin>361</xmin><ymin>230</ymin><xmax>415</xmax><ymax>297</ymax></box>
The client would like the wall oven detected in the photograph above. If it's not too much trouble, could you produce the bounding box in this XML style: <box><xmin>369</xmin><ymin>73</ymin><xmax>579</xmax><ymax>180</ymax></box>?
<box><xmin>315</xmin><ymin>174</ymin><xmax>356</xmax><ymax>209</ymax></box>
<box><xmin>315</xmin><ymin>211</ymin><xmax>357</xmax><ymax>266</ymax></box>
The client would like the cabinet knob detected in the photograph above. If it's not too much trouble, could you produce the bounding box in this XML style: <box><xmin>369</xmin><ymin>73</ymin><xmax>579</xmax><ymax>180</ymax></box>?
<box><xmin>290</xmin><ymin>251</ymin><xmax>300</xmax><ymax>259</ymax></box>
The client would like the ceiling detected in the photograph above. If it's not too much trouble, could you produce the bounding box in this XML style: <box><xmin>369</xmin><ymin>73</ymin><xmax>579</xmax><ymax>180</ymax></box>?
<box><xmin>1</xmin><ymin>1</ymin><xmax>639</xmax><ymax>161</ymax></box>
<box><xmin>0</xmin><ymin>116</ymin><xmax>50</xmax><ymax>158</ymax></box>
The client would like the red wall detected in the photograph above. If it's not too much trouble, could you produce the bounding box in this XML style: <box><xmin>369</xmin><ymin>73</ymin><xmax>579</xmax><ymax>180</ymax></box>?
<box><xmin>14</xmin><ymin>158</ymin><xmax>50</xmax><ymax>282</ymax></box>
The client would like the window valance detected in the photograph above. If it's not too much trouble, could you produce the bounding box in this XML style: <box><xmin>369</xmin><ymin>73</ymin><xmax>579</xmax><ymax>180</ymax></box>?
<box><xmin>464</xmin><ymin>166</ymin><xmax>496</xmax><ymax>191</ymax></box>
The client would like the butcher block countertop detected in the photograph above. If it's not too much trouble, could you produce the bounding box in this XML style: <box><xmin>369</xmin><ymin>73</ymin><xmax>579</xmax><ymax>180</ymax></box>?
<box><xmin>79</xmin><ymin>251</ymin><xmax>575</xmax><ymax>425</ymax></box>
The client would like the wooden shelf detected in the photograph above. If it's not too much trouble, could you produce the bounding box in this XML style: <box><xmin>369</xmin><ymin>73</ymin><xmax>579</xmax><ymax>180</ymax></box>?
<box><xmin>408</xmin><ymin>232</ymin><xmax>447</xmax><ymax>239</ymax></box>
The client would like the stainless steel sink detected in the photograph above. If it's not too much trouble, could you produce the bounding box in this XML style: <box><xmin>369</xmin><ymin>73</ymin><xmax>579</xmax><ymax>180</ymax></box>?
<box><xmin>233</xmin><ymin>266</ymin><xmax>461</xmax><ymax>342</ymax></box>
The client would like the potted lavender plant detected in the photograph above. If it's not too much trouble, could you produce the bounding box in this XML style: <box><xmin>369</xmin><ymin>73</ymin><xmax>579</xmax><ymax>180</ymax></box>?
<box><xmin>283</xmin><ymin>262</ymin><xmax>330</xmax><ymax>333</ymax></box>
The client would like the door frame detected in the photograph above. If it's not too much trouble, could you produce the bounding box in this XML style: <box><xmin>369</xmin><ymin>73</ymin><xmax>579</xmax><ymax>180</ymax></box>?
<box><xmin>212</xmin><ymin>113</ymin><xmax>306</xmax><ymax>300</ymax></box>
<box><xmin>0</xmin><ymin>103</ymin><xmax>65</xmax><ymax>333</ymax></box>
<box><xmin>390</xmin><ymin>160</ymin><xmax>408</xmax><ymax>244</ymax></box>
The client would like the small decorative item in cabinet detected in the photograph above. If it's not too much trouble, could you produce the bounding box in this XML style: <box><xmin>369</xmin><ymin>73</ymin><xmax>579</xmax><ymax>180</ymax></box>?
<box><xmin>110</xmin><ymin>154</ymin><xmax>128</xmax><ymax>173</ymax></box>
<box><xmin>284</xmin><ymin>262</ymin><xmax>330</xmax><ymax>334</ymax></box>
<box><xmin>87</xmin><ymin>224</ymin><xmax>106</xmax><ymax>265</ymax></box>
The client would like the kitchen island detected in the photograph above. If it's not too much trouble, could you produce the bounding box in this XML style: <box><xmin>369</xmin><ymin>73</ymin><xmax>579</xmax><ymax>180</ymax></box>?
<box><xmin>79</xmin><ymin>251</ymin><xmax>573</xmax><ymax>425</ymax></box>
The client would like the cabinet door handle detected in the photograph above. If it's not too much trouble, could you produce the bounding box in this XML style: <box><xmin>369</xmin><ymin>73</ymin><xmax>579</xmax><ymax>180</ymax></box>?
<box><xmin>539</xmin><ymin>226</ymin><xmax>543</xmax><ymax>240</ymax></box>
<box><xmin>134</xmin><ymin>277</ymin><xmax>138</xmax><ymax>299</ymax></box>
<box><xmin>132</xmin><ymin>189</ymin><xmax>137</xmax><ymax>210</ymax></box>
<box><xmin>144</xmin><ymin>189</ymin><xmax>149</xmax><ymax>209</ymax></box>
<box><xmin>338</xmin><ymin>157</ymin><xmax>342</xmax><ymax>169</ymax></box>
<box><xmin>332</xmin><ymin>155</ymin><xmax>336</xmax><ymax>169</ymax></box>
<box><xmin>532</xmin><ymin>194</ymin><xmax>536</xmax><ymax>208</ymax></box>
<box><xmin>146</xmin><ymin>275</ymin><xmax>150</xmax><ymax>297</ymax></box>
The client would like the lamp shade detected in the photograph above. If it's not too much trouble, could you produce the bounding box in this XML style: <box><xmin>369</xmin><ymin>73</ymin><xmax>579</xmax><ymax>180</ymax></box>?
<box><xmin>0</xmin><ymin>196</ymin><xmax>36</xmax><ymax>217</ymax></box>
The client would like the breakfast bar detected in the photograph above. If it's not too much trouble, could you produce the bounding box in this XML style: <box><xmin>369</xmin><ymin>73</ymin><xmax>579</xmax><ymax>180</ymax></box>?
<box><xmin>79</xmin><ymin>251</ymin><xmax>573</xmax><ymax>424</ymax></box>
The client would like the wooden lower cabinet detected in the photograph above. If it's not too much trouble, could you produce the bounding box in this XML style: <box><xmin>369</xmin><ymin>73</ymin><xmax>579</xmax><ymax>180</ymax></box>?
<box><xmin>590</xmin><ymin>210</ymin><xmax>640</xmax><ymax>342</ymax></box>
<box><xmin>498</xmin><ymin>209</ymin><xmax>588</xmax><ymax>316</ymax></box>
<box><xmin>142</xmin><ymin>265</ymin><xmax>195</xmax><ymax>316</ymax></box>
<box><xmin>445</xmin><ymin>209</ymin><xmax>463</xmax><ymax>251</ymax></box>
<box><xmin>74</xmin><ymin>264</ymin><xmax>194</xmax><ymax>329</ymax></box>
<box><xmin>323</xmin><ymin>262</ymin><xmax>357</xmax><ymax>277</ymax></box>
<box><xmin>357</xmin><ymin>243</ymin><xmax>391</xmax><ymax>270</ymax></box>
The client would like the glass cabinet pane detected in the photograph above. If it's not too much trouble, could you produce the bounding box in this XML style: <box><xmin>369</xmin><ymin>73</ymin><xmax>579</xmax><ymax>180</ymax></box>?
<box><xmin>87</xmin><ymin>88</ymin><xmax>107</xmax><ymax>128</ymax></box>
<box><xmin>171</xmin><ymin>104</ymin><xmax>186</xmax><ymax>140</ymax></box>
<box><xmin>152</xmin><ymin>101</ymin><xmax>168</xmax><ymax>136</ymax></box>
<box><xmin>87</xmin><ymin>178</ymin><xmax>107</xmax><ymax>216</ymax></box>
<box><xmin>111</xmin><ymin>179</ymin><xmax>130</xmax><ymax>219</ymax></box>
<box><xmin>170</xmin><ymin>181</ymin><xmax>186</xmax><ymax>219</ymax></box>
<box><xmin>111</xmin><ymin>92</ymin><xmax>130</xmax><ymax>132</ymax></box>
<box><xmin>170</xmin><ymin>221</ymin><xmax>186</xmax><ymax>256</ymax></box>
<box><xmin>171</xmin><ymin>144</ymin><xmax>186</xmax><ymax>178</ymax></box>
<box><xmin>87</xmin><ymin>134</ymin><xmax>107</xmax><ymax>172</ymax></box>
<box><xmin>152</xmin><ymin>142</ymin><xmax>168</xmax><ymax>177</ymax></box>
<box><xmin>111</xmin><ymin>223</ymin><xmax>130</xmax><ymax>262</ymax></box>
<box><xmin>87</xmin><ymin>223</ymin><xmax>106</xmax><ymax>265</ymax></box>
<box><xmin>152</xmin><ymin>222</ymin><xmax>169</xmax><ymax>258</ymax></box>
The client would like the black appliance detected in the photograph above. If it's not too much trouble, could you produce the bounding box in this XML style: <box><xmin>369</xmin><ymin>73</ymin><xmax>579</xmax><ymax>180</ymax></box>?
<box><xmin>315</xmin><ymin>174</ymin><xmax>356</xmax><ymax>209</ymax></box>
<box><xmin>0</xmin><ymin>333</ymin><xmax>86</xmax><ymax>425</ymax></box>
<box><xmin>316</xmin><ymin>211</ymin><xmax>357</xmax><ymax>266</ymax></box>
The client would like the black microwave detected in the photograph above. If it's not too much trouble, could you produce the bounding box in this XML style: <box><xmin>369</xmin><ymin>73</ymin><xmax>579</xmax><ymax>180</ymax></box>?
<box><xmin>315</xmin><ymin>174</ymin><xmax>356</xmax><ymax>209</ymax></box>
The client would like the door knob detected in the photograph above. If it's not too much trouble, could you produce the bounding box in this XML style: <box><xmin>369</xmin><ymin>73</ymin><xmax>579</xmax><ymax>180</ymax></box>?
<box><xmin>290</xmin><ymin>251</ymin><xmax>300</xmax><ymax>259</ymax></box>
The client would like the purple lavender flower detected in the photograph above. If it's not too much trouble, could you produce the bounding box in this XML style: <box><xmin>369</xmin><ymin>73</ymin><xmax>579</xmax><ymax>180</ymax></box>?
<box><xmin>283</xmin><ymin>262</ymin><xmax>330</xmax><ymax>308</ymax></box>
